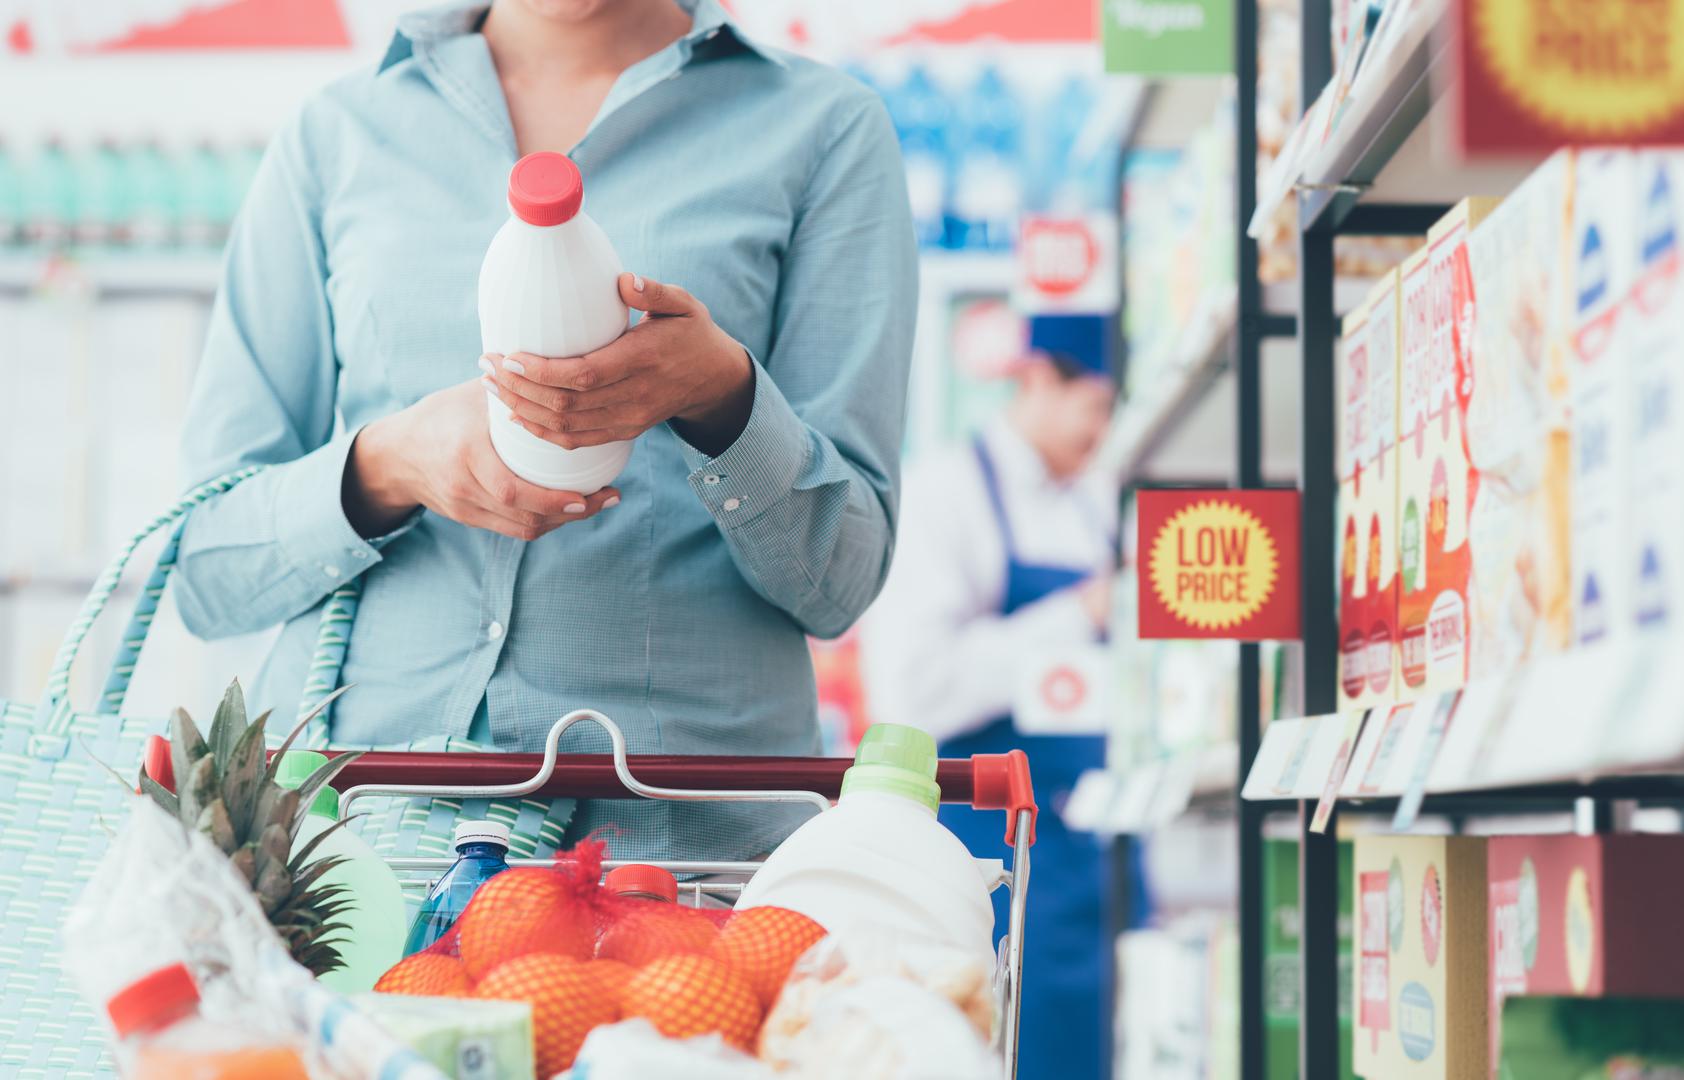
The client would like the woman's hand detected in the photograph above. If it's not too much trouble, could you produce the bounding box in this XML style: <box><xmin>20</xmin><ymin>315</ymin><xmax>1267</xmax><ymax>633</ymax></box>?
<box><xmin>344</xmin><ymin>379</ymin><xmax>619</xmax><ymax>541</ymax></box>
<box><xmin>480</xmin><ymin>273</ymin><xmax>756</xmax><ymax>458</ymax></box>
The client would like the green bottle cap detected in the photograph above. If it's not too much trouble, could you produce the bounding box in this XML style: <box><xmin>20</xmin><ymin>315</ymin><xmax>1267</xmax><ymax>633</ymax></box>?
<box><xmin>839</xmin><ymin>724</ymin><xmax>941</xmax><ymax>812</ymax></box>
<box><xmin>274</xmin><ymin>750</ymin><xmax>339</xmax><ymax>819</ymax></box>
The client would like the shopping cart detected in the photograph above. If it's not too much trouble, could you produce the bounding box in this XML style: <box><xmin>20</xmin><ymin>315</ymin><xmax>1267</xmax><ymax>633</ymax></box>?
<box><xmin>319</xmin><ymin>710</ymin><xmax>1037</xmax><ymax>1079</ymax></box>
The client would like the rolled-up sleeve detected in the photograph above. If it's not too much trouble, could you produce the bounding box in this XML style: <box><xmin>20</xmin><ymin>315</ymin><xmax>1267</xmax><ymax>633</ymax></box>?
<box><xmin>172</xmin><ymin>113</ymin><xmax>412</xmax><ymax>641</ymax></box>
<box><xmin>671</xmin><ymin>92</ymin><xmax>917</xmax><ymax>639</ymax></box>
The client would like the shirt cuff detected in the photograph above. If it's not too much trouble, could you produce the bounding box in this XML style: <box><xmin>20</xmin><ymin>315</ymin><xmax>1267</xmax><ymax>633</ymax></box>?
<box><xmin>273</xmin><ymin>427</ymin><xmax>417</xmax><ymax>592</ymax></box>
<box><xmin>672</xmin><ymin>357</ymin><xmax>809</xmax><ymax>527</ymax></box>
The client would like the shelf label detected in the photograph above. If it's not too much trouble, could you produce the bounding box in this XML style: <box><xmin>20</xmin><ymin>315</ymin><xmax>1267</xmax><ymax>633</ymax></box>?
<box><xmin>1458</xmin><ymin>0</ymin><xmax>1684</xmax><ymax>152</ymax></box>
<box><xmin>1101</xmin><ymin>0</ymin><xmax>1233</xmax><ymax>75</ymax></box>
<box><xmin>1138</xmin><ymin>489</ymin><xmax>1302</xmax><ymax>640</ymax></box>
<box><xmin>1014</xmin><ymin>213</ymin><xmax>1119</xmax><ymax>315</ymax></box>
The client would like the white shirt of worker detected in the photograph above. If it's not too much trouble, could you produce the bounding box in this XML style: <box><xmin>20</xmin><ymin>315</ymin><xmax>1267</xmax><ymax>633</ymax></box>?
<box><xmin>861</xmin><ymin>419</ymin><xmax>1117</xmax><ymax>743</ymax></box>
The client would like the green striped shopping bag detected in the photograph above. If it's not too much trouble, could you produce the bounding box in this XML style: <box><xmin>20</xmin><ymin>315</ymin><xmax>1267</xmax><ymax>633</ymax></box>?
<box><xmin>0</xmin><ymin>469</ymin><xmax>575</xmax><ymax>1078</ymax></box>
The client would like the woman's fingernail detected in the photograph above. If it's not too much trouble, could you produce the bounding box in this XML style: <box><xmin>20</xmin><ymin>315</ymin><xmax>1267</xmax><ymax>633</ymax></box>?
<box><xmin>477</xmin><ymin>356</ymin><xmax>495</xmax><ymax>375</ymax></box>
<box><xmin>564</xmin><ymin>502</ymin><xmax>587</xmax><ymax>513</ymax></box>
<box><xmin>502</xmin><ymin>357</ymin><xmax>526</xmax><ymax>375</ymax></box>
<box><xmin>481</xmin><ymin>376</ymin><xmax>497</xmax><ymax>393</ymax></box>
<box><xmin>602</xmin><ymin>496</ymin><xmax>620</xmax><ymax>509</ymax></box>
<box><xmin>631</xmin><ymin>273</ymin><xmax>645</xmax><ymax>292</ymax></box>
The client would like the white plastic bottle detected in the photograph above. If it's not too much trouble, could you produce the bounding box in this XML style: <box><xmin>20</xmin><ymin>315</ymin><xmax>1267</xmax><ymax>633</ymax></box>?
<box><xmin>479</xmin><ymin>151</ymin><xmax>631</xmax><ymax>493</ymax></box>
<box><xmin>736</xmin><ymin>724</ymin><xmax>996</xmax><ymax>961</ymax></box>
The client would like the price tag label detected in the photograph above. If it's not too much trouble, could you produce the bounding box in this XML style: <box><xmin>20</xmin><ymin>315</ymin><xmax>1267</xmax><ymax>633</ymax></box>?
<box><xmin>1013</xmin><ymin>645</ymin><xmax>1111</xmax><ymax>735</ymax></box>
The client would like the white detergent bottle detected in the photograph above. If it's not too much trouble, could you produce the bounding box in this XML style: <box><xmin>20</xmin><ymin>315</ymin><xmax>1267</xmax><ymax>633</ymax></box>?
<box><xmin>737</xmin><ymin>724</ymin><xmax>996</xmax><ymax>961</ymax></box>
<box><xmin>479</xmin><ymin>151</ymin><xmax>631</xmax><ymax>493</ymax></box>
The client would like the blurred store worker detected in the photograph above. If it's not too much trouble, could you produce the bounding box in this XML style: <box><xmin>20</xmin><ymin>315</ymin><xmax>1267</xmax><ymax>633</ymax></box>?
<box><xmin>170</xmin><ymin>0</ymin><xmax>915</xmax><ymax>862</ymax></box>
<box><xmin>862</xmin><ymin>313</ymin><xmax>1120</xmax><ymax>1080</ymax></box>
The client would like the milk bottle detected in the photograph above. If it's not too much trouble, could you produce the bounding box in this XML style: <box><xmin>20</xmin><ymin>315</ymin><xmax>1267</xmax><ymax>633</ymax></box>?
<box><xmin>479</xmin><ymin>152</ymin><xmax>630</xmax><ymax>493</ymax></box>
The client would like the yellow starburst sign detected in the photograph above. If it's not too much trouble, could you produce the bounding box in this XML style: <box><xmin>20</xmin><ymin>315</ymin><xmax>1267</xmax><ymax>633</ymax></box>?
<box><xmin>1138</xmin><ymin>490</ymin><xmax>1301</xmax><ymax>640</ymax></box>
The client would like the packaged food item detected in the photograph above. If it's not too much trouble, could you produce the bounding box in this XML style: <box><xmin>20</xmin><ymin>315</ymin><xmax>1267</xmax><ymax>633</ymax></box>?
<box><xmin>736</xmin><ymin>724</ymin><xmax>996</xmax><ymax>963</ymax></box>
<box><xmin>479</xmin><ymin>151</ymin><xmax>630</xmax><ymax>492</ymax></box>
<box><xmin>353</xmin><ymin>993</ymin><xmax>534</xmax><ymax>1080</ymax></box>
<box><xmin>1485</xmin><ymin>834</ymin><xmax>1684</xmax><ymax>1076</ymax></box>
<box><xmin>107</xmin><ymin>963</ymin><xmax>309</xmax><ymax>1080</ymax></box>
<box><xmin>1263</xmin><ymin>838</ymin><xmax>1356</xmax><ymax>1080</ymax></box>
<box><xmin>404</xmin><ymin>821</ymin><xmax>511</xmax><ymax>957</ymax></box>
<box><xmin>1569</xmin><ymin>150</ymin><xmax>1637</xmax><ymax>645</ymax></box>
<box><xmin>1625</xmin><ymin>150</ymin><xmax>1684</xmax><ymax>631</ymax></box>
<box><xmin>1398</xmin><ymin>199</ymin><xmax>1501</xmax><ymax>697</ymax></box>
<box><xmin>273</xmin><ymin>751</ymin><xmax>408</xmax><ymax>992</ymax></box>
<box><xmin>1465</xmin><ymin>150</ymin><xmax>1578</xmax><ymax>676</ymax></box>
<box><xmin>1352</xmin><ymin>835</ymin><xmax>1487</xmax><ymax>1080</ymax></box>
<box><xmin>1340</xmin><ymin>270</ymin><xmax>1401</xmax><ymax>710</ymax></box>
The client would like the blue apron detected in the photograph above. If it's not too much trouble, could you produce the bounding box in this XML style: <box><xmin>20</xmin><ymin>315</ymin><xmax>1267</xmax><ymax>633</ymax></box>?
<box><xmin>938</xmin><ymin>437</ymin><xmax>1115</xmax><ymax>1080</ymax></box>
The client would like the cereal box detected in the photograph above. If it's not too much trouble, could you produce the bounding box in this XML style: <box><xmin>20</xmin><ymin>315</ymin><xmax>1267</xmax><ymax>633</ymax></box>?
<box><xmin>1464</xmin><ymin>151</ymin><xmax>1577</xmax><ymax>677</ymax></box>
<box><xmin>1486</xmin><ymin>835</ymin><xmax>1684</xmax><ymax>1076</ymax></box>
<box><xmin>1353</xmin><ymin>835</ymin><xmax>1488</xmax><ymax>1080</ymax></box>
<box><xmin>1569</xmin><ymin>150</ymin><xmax>1636</xmax><ymax>645</ymax></box>
<box><xmin>1399</xmin><ymin>200</ymin><xmax>1501</xmax><ymax>698</ymax></box>
<box><xmin>1626</xmin><ymin>151</ymin><xmax>1684</xmax><ymax>630</ymax></box>
<box><xmin>1340</xmin><ymin>271</ymin><xmax>1402</xmax><ymax>710</ymax></box>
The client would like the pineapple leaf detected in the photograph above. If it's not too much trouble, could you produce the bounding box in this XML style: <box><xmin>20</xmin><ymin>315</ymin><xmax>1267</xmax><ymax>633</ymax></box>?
<box><xmin>220</xmin><ymin>713</ymin><xmax>270</xmax><ymax>843</ymax></box>
<box><xmin>207</xmin><ymin>680</ymin><xmax>248</xmax><ymax>770</ymax></box>
<box><xmin>287</xmin><ymin>855</ymin><xmax>343</xmax><ymax>898</ymax></box>
<box><xmin>255</xmin><ymin>858</ymin><xmax>292</xmax><ymax>915</ymax></box>
<box><xmin>228</xmin><ymin>844</ymin><xmax>258</xmax><ymax>886</ymax></box>
<box><xmin>263</xmin><ymin>686</ymin><xmax>353</xmax><ymax>788</ymax></box>
<box><xmin>196</xmin><ymin>800</ymin><xmax>236</xmax><ymax>853</ymax></box>
<box><xmin>139</xmin><ymin>773</ymin><xmax>179</xmax><ymax>817</ymax></box>
<box><xmin>253</xmin><ymin>785</ymin><xmax>302</xmax><ymax>850</ymax></box>
<box><xmin>287</xmin><ymin>751</ymin><xmax>364</xmax><ymax>835</ymax></box>
<box><xmin>285</xmin><ymin>812</ymin><xmax>364</xmax><ymax>873</ymax></box>
<box><xmin>169</xmin><ymin>708</ymin><xmax>206</xmax><ymax>799</ymax></box>
<box><xmin>179</xmin><ymin>752</ymin><xmax>218</xmax><ymax>831</ymax></box>
<box><xmin>296</xmin><ymin>940</ymin><xmax>348</xmax><ymax>977</ymax></box>
<box><xmin>256</xmin><ymin>822</ymin><xmax>292</xmax><ymax>871</ymax></box>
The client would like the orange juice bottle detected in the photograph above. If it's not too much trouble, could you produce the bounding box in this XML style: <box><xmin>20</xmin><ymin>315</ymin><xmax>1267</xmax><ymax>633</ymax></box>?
<box><xmin>106</xmin><ymin>963</ymin><xmax>308</xmax><ymax>1079</ymax></box>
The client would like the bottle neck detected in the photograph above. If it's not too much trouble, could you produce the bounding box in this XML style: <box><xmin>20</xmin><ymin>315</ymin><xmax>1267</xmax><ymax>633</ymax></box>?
<box><xmin>455</xmin><ymin>842</ymin><xmax>509</xmax><ymax>861</ymax></box>
<box><xmin>838</xmin><ymin>788</ymin><xmax>937</xmax><ymax>818</ymax></box>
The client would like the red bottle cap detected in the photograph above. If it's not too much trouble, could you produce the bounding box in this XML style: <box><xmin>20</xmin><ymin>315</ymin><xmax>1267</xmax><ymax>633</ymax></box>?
<box><xmin>605</xmin><ymin>864</ymin><xmax>678</xmax><ymax>903</ymax></box>
<box><xmin>107</xmin><ymin>963</ymin><xmax>200</xmax><ymax>1039</ymax></box>
<box><xmin>507</xmin><ymin>152</ymin><xmax>583</xmax><ymax>227</ymax></box>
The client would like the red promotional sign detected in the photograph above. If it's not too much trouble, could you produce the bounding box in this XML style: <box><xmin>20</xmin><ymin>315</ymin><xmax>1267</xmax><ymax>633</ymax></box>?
<box><xmin>1137</xmin><ymin>489</ymin><xmax>1302</xmax><ymax>640</ymax></box>
<box><xmin>1456</xmin><ymin>0</ymin><xmax>1684</xmax><ymax>153</ymax></box>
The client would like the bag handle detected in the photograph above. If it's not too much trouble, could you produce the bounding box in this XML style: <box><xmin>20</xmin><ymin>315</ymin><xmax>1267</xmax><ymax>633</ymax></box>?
<box><xmin>30</xmin><ymin>467</ymin><xmax>359</xmax><ymax>754</ymax></box>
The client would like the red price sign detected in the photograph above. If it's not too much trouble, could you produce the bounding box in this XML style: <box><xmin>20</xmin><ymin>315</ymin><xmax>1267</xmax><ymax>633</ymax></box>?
<box><xmin>1021</xmin><ymin>218</ymin><xmax>1099</xmax><ymax>297</ymax></box>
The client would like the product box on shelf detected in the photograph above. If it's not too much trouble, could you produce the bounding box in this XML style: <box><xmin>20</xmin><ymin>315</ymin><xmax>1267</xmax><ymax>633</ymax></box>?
<box><xmin>1340</xmin><ymin>271</ymin><xmax>1402</xmax><ymax>710</ymax></box>
<box><xmin>1464</xmin><ymin>150</ymin><xmax>1577</xmax><ymax>678</ymax></box>
<box><xmin>1264</xmin><ymin>838</ymin><xmax>1355</xmax><ymax>1080</ymax></box>
<box><xmin>1486</xmin><ymin>834</ymin><xmax>1684</xmax><ymax>1077</ymax></box>
<box><xmin>1626</xmin><ymin>150</ymin><xmax>1684</xmax><ymax>631</ymax></box>
<box><xmin>1497</xmin><ymin>996</ymin><xmax>1684</xmax><ymax>1079</ymax></box>
<box><xmin>1353</xmin><ymin>834</ymin><xmax>1487</xmax><ymax>1080</ymax></box>
<box><xmin>1569</xmin><ymin>150</ymin><xmax>1636</xmax><ymax>646</ymax></box>
<box><xmin>1398</xmin><ymin>199</ymin><xmax>1501</xmax><ymax>699</ymax></box>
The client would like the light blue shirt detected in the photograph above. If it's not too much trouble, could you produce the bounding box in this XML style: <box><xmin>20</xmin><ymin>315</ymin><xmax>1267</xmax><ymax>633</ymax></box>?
<box><xmin>172</xmin><ymin>0</ymin><xmax>916</xmax><ymax>860</ymax></box>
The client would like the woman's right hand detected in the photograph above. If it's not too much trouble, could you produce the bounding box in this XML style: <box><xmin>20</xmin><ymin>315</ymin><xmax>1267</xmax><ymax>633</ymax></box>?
<box><xmin>343</xmin><ymin>379</ymin><xmax>620</xmax><ymax>541</ymax></box>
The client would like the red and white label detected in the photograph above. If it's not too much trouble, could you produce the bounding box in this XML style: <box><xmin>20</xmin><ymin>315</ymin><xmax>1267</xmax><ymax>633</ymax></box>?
<box><xmin>1014</xmin><ymin>213</ymin><xmax>1118</xmax><ymax>315</ymax></box>
<box><xmin>1421</xmin><ymin>863</ymin><xmax>1443</xmax><ymax>967</ymax></box>
<box><xmin>1360</xmin><ymin>871</ymin><xmax>1392</xmax><ymax>1040</ymax></box>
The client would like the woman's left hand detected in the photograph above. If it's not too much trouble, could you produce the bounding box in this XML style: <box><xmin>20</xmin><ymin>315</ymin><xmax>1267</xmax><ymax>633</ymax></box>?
<box><xmin>481</xmin><ymin>272</ymin><xmax>756</xmax><ymax>458</ymax></box>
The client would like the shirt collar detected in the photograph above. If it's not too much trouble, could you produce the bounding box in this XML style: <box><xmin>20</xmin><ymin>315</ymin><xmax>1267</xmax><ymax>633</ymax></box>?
<box><xmin>379</xmin><ymin>0</ymin><xmax>784</xmax><ymax>74</ymax></box>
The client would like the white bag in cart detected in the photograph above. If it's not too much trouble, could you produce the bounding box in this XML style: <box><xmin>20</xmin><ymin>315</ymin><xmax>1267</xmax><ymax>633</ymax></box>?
<box><xmin>560</xmin><ymin>1020</ymin><xmax>773</xmax><ymax>1080</ymax></box>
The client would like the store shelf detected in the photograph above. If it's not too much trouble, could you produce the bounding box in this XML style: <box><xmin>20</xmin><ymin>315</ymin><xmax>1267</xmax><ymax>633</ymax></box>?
<box><xmin>915</xmin><ymin>250</ymin><xmax>1018</xmax><ymax>297</ymax></box>
<box><xmin>0</xmin><ymin>253</ymin><xmax>221</xmax><ymax>297</ymax></box>
<box><xmin>1064</xmin><ymin>741</ymin><xmax>1238</xmax><ymax>834</ymax></box>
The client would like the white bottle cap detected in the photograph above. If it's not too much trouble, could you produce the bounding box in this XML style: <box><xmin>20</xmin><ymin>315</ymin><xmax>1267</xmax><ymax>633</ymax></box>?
<box><xmin>453</xmin><ymin>820</ymin><xmax>511</xmax><ymax>850</ymax></box>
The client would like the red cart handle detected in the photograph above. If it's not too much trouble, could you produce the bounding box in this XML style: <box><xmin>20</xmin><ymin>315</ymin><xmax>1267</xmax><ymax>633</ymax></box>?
<box><xmin>141</xmin><ymin>736</ymin><xmax>1038</xmax><ymax>847</ymax></box>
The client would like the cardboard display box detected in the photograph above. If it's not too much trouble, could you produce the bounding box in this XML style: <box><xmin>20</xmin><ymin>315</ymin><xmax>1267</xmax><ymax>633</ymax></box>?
<box><xmin>1340</xmin><ymin>270</ymin><xmax>1402</xmax><ymax>710</ymax></box>
<box><xmin>1263</xmin><ymin>839</ymin><xmax>1356</xmax><ymax>1080</ymax></box>
<box><xmin>1398</xmin><ymin>199</ymin><xmax>1502</xmax><ymax>698</ymax></box>
<box><xmin>1497</xmin><ymin>997</ymin><xmax>1684</xmax><ymax>1080</ymax></box>
<box><xmin>1486</xmin><ymin>834</ymin><xmax>1684</xmax><ymax>1076</ymax></box>
<box><xmin>1353</xmin><ymin>835</ymin><xmax>1488</xmax><ymax>1079</ymax></box>
<box><xmin>1464</xmin><ymin>150</ymin><xmax>1577</xmax><ymax>678</ymax></box>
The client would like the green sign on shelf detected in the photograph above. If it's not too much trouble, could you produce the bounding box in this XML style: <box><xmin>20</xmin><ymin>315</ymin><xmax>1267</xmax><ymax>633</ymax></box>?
<box><xmin>1099</xmin><ymin>0</ymin><xmax>1232</xmax><ymax>75</ymax></box>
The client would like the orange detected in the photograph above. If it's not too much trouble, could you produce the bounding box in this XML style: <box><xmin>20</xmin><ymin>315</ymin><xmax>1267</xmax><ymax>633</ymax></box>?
<box><xmin>621</xmin><ymin>954</ymin><xmax>763</xmax><ymax>1051</ymax></box>
<box><xmin>476</xmin><ymin>954</ymin><xmax>616</xmax><ymax>1076</ymax></box>
<box><xmin>711</xmin><ymin>906</ymin><xmax>828</xmax><ymax>1007</ymax></box>
<box><xmin>373</xmin><ymin>953</ymin><xmax>472</xmax><ymax>997</ymax></box>
<box><xmin>456</xmin><ymin>868</ymin><xmax>594</xmax><ymax>980</ymax></box>
<box><xmin>597</xmin><ymin>904</ymin><xmax>721</xmax><ymax>967</ymax></box>
<box><xmin>581</xmin><ymin>959</ymin><xmax>636</xmax><ymax>1010</ymax></box>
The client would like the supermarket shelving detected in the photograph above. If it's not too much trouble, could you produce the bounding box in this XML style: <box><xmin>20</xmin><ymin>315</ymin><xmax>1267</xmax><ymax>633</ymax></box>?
<box><xmin>0</xmin><ymin>253</ymin><xmax>221</xmax><ymax>297</ymax></box>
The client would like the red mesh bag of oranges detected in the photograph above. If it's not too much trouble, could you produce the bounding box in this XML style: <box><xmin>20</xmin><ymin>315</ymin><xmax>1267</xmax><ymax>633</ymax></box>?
<box><xmin>372</xmin><ymin>838</ymin><xmax>828</xmax><ymax>1076</ymax></box>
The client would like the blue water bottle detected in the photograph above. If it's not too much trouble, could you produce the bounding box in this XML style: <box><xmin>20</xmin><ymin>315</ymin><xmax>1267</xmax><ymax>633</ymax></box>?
<box><xmin>402</xmin><ymin>820</ymin><xmax>511</xmax><ymax>956</ymax></box>
<box><xmin>948</xmin><ymin>65</ymin><xmax>1024</xmax><ymax>252</ymax></box>
<box><xmin>887</xmin><ymin>66</ymin><xmax>952</xmax><ymax>250</ymax></box>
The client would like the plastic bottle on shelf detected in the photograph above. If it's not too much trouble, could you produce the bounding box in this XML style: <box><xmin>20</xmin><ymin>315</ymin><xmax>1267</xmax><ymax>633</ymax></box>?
<box><xmin>180</xmin><ymin>141</ymin><xmax>232</xmax><ymax>249</ymax></box>
<box><xmin>885</xmin><ymin>66</ymin><xmax>952</xmax><ymax>250</ymax></box>
<box><xmin>948</xmin><ymin>66</ymin><xmax>1024</xmax><ymax>252</ymax></box>
<box><xmin>107</xmin><ymin>963</ymin><xmax>309</xmax><ymax>1080</ymax></box>
<box><xmin>78</xmin><ymin>138</ymin><xmax>131</xmax><ymax>249</ymax></box>
<box><xmin>22</xmin><ymin>138</ymin><xmax>77</xmax><ymax>248</ymax></box>
<box><xmin>403</xmin><ymin>820</ymin><xmax>512</xmax><ymax>956</ymax></box>
<box><xmin>736</xmin><ymin>724</ymin><xmax>995</xmax><ymax>961</ymax></box>
<box><xmin>605</xmin><ymin>864</ymin><xmax>679</xmax><ymax>903</ymax></box>
<box><xmin>479</xmin><ymin>151</ymin><xmax>630</xmax><ymax>493</ymax></box>
<box><xmin>0</xmin><ymin>139</ymin><xmax>22</xmax><ymax>247</ymax></box>
<box><xmin>273</xmin><ymin>751</ymin><xmax>408</xmax><ymax>993</ymax></box>
<box><xmin>1030</xmin><ymin>76</ymin><xmax>1094</xmax><ymax>214</ymax></box>
<box><xmin>128</xmin><ymin>139</ymin><xmax>180</xmax><ymax>249</ymax></box>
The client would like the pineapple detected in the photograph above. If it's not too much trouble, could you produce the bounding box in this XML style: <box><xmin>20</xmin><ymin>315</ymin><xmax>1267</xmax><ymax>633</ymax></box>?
<box><xmin>139</xmin><ymin>680</ymin><xmax>363</xmax><ymax>976</ymax></box>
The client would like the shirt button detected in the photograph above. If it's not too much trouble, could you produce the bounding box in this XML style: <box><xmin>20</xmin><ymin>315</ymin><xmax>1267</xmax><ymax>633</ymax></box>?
<box><xmin>703</xmin><ymin>474</ymin><xmax>721</xmax><ymax>485</ymax></box>
<box><xmin>321</xmin><ymin>564</ymin><xmax>339</xmax><ymax>578</ymax></box>
<box><xmin>486</xmin><ymin>621</ymin><xmax>505</xmax><ymax>641</ymax></box>
<box><xmin>723</xmin><ymin>498</ymin><xmax>741</xmax><ymax>512</ymax></box>
<box><xmin>350</xmin><ymin>548</ymin><xmax>368</xmax><ymax>560</ymax></box>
